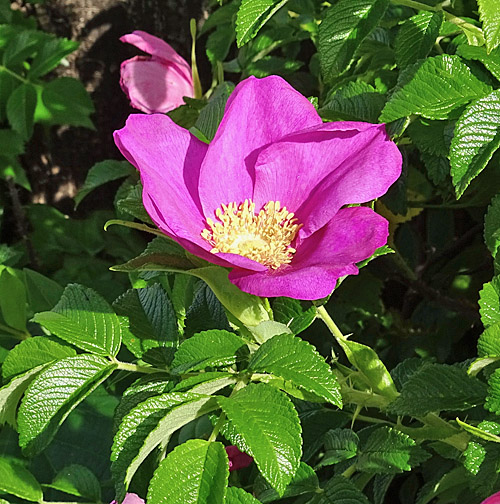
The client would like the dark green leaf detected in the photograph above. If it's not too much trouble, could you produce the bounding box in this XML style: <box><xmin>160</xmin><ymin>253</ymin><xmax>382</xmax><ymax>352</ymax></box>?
<box><xmin>23</xmin><ymin>268</ymin><xmax>64</xmax><ymax>313</ymax></box>
<box><xmin>218</xmin><ymin>383</ymin><xmax>301</xmax><ymax>495</ymax></box>
<box><xmin>28</xmin><ymin>36</ymin><xmax>79</xmax><ymax>79</ymax></box>
<box><xmin>0</xmin><ymin>457</ymin><xmax>42</xmax><ymax>502</ymax></box>
<box><xmin>317</xmin><ymin>429</ymin><xmax>359</xmax><ymax>467</ymax></box>
<box><xmin>6</xmin><ymin>83</ymin><xmax>36</xmax><ymax>140</ymax></box>
<box><xmin>272</xmin><ymin>297</ymin><xmax>315</xmax><ymax>335</ymax></box>
<box><xmin>485</xmin><ymin>194</ymin><xmax>500</xmax><ymax>258</ymax></box>
<box><xmin>0</xmin><ymin>267</ymin><xmax>26</xmax><ymax>332</ymax></box>
<box><xmin>3</xmin><ymin>30</ymin><xmax>39</xmax><ymax>66</ymax></box>
<box><xmin>206</xmin><ymin>25</ymin><xmax>235</xmax><ymax>63</ymax></box>
<box><xmin>195</xmin><ymin>82</ymin><xmax>234</xmax><ymax>141</ymax></box>
<box><xmin>147</xmin><ymin>440</ymin><xmax>228</xmax><ymax>504</ymax></box>
<box><xmin>46</xmin><ymin>464</ymin><xmax>101</xmax><ymax>501</ymax></box>
<box><xmin>0</xmin><ymin>129</ymin><xmax>24</xmax><ymax>157</ymax></box>
<box><xmin>319</xmin><ymin>0</ymin><xmax>389</xmax><ymax>82</ymax></box>
<box><xmin>319</xmin><ymin>475</ymin><xmax>371</xmax><ymax>504</ymax></box>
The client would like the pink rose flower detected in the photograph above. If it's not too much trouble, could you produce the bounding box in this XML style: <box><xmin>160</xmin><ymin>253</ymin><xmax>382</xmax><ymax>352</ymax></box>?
<box><xmin>114</xmin><ymin>75</ymin><xmax>402</xmax><ymax>300</ymax></box>
<box><xmin>225</xmin><ymin>445</ymin><xmax>253</xmax><ymax>471</ymax></box>
<box><xmin>483</xmin><ymin>492</ymin><xmax>500</xmax><ymax>504</ymax></box>
<box><xmin>111</xmin><ymin>492</ymin><xmax>145</xmax><ymax>504</ymax></box>
<box><xmin>120</xmin><ymin>30</ymin><xmax>194</xmax><ymax>114</ymax></box>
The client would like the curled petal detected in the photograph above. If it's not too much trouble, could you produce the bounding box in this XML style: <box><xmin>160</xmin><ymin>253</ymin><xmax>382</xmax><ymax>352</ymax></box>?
<box><xmin>229</xmin><ymin>207</ymin><xmax>389</xmax><ymax>300</ymax></box>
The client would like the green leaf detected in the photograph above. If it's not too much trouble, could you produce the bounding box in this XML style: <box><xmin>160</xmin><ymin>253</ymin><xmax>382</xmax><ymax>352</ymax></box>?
<box><xmin>317</xmin><ymin>429</ymin><xmax>359</xmax><ymax>467</ymax></box>
<box><xmin>395</xmin><ymin>11</ymin><xmax>443</xmax><ymax>69</ymax></box>
<box><xmin>28</xmin><ymin>36</ymin><xmax>78</xmax><ymax>79</ymax></box>
<box><xmin>479</xmin><ymin>276</ymin><xmax>500</xmax><ymax>328</ymax></box>
<box><xmin>248</xmin><ymin>333</ymin><xmax>342</xmax><ymax>407</ymax></box>
<box><xmin>320</xmin><ymin>81</ymin><xmax>386</xmax><ymax>123</ymax></box>
<box><xmin>17</xmin><ymin>354</ymin><xmax>116</xmax><ymax>455</ymax></box>
<box><xmin>0</xmin><ymin>365</ymin><xmax>46</xmax><ymax>427</ymax></box>
<box><xmin>2</xmin><ymin>336</ymin><xmax>76</xmax><ymax>380</ymax></box>
<box><xmin>113</xmin><ymin>284</ymin><xmax>178</xmax><ymax>366</ymax></box>
<box><xmin>254</xmin><ymin>462</ymin><xmax>319</xmax><ymax>503</ymax></box>
<box><xmin>111</xmin><ymin>392</ymin><xmax>217</xmax><ymax>500</ymax></box>
<box><xmin>3</xmin><ymin>30</ymin><xmax>40</xmax><ymax>66</ymax></box>
<box><xmin>147</xmin><ymin>439</ymin><xmax>228</xmax><ymax>504</ymax></box>
<box><xmin>389</xmin><ymin>363</ymin><xmax>487</xmax><ymax>416</ymax></box>
<box><xmin>33</xmin><ymin>283</ymin><xmax>123</xmax><ymax>357</ymax></box>
<box><xmin>457</xmin><ymin>44</ymin><xmax>500</xmax><ymax>81</ymax></box>
<box><xmin>450</xmin><ymin>89</ymin><xmax>500</xmax><ymax>198</ymax></box>
<box><xmin>484</xmin><ymin>195</ymin><xmax>500</xmax><ymax>257</ymax></box>
<box><xmin>74</xmin><ymin>160</ymin><xmax>134</xmax><ymax>208</ymax></box>
<box><xmin>226</xmin><ymin>487</ymin><xmax>262</xmax><ymax>504</ymax></box>
<box><xmin>478</xmin><ymin>0</ymin><xmax>500</xmax><ymax>52</ymax></box>
<box><xmin>34</xmin><ymin>77</ymin><xmax>94</xmax><ymax>129</ymax></box>
<box><xmin>195</xmin><ymin>82</ymin><xmax>234</xmax><ymax>141</ymax></box>
<box><xmin>272</xmin><ymin>297</ymin><xmax>316</xmax><ymax>335</ymax></box>
<box><xmin>172</xmin><ymin>329</ymin><xmax>247</xmax><ymax>373</ymax></box>
<box><xmin>337</xmin><ymin>338</ymin><xmax>398</xmax><ymax>399</ymax></box>
<box><xmin>172</xmin><ymin>372</ymin><xmax>237</xmax><ymax>395</ymax></box>
<box><xmin>478</xmin><ymin>322</ymin><xmax>500</xmax><ymax>357</ymax></box>
<box><xmin>319</xmin><ymin>0</ymin><xmax>389</xmax><ymax>82</ymax></box>
<box><xmin>0</xmin><ymin>457</ymin><xmax>42</xmax><ymax>502</ymax></box>
<box><xmin>236</xmin><ymin>0</ymin><xmax>289</xmax><ymax>47</ymax></box>
<box><xmin>6</xmin><ymin>83</ymin><xmax>36</xmax><ymax>140</ymax></box>
<box><xmin>319</xmin><ymin>475</ymin><xmax>371</xmax><ymax>504</ymax></box>
<box><xmin>206</xmin><ymin>25</ymin><xmax>235</xmax><ymax>64</ymax></box>
<box><xmin>380</xmin><ymin>55</ymin><xmax>492</xmax><ymax>122</ymax></box>
<box><xmin>485</xmin><ymin>368</ymin><xmax>500</xmax><ymax>414</ymax></box>
<box><xmin>0</xmin><ymin>129</ymin><xmax>25</xmax><ymax>157</ymax></box>
<box><xmin>115</xmin><ymin>180</ymin><xmax>153</xmax><ymax>224</ymax></box>
<box><xmin>45</xmin><ymin>464</ymin><xmax>101</xmax><ymax>501</ymax></box>
<box><xmin>218</xmin><ymin>383</ymin><xmax>301</xmax><ymax>496</ymax></box>
<box><xmin>0</xmin><ymin>268</ymin><xmax>26</xmax><ymax>331</ymax></box>
<box><xmin>357</xmin><ymin>426</ymin><xmax>430</xmax><ymax>473</ymax></box>
<box><xmin>24</xmin><ymin>268</ymin><xmax>64</xmax><ymax>313</ymax></box>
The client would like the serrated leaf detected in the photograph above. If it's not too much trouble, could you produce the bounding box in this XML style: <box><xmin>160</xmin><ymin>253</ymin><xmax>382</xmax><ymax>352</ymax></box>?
<box><xmin>456</xmin><ymin>418</ymin><xmax>500</xmax><ymax>443</ymax></box>
<box><xmin>478</xmin><ymin>0</ymin><xmax>500</xmax><ymax>52</ymax></box>
<box><xmin>0</xmin><ymin>365</ymin><xmax>46</xmax><ymax>427</ymax></box>
<box><xmin>218</xmin><ymin>383</ymin><xmax>301</xmax><ymax>495</ymax></box>
<box><xmin>172</xmin><ymin>372</ymin><xmax>237</xmax><ymax>395</ymax></box>
<box><xmin>28</xmin><ymin>36</ymin><xmax>79</xmax><ymax>78</ymax></box>
<box><xmin>254</xmin><ymin>461</ymin><xmax>319</xmax><ymax>503</ymax></box>
<box><xmin>46</xmin><ymin>464</ymin><xmax>101</xmax><ymax>501</ymax></box>
<box><xmin>195</xmin><ymin>82</ymin><xmax>234</xmax><ymax>141</ymax></box>
<box><xmin>450</xmin><ymin>89</ymin><xmax>500</xmax><ymax>198</ymax></box>
<box><xmin>112</xmin><ymin>392</ymin><xmax>217</xmax><ymax>500</ymax></box>
<box><xmin>75</xmin><ymin>160</ymin><xmax>134</xmax><ymax>208</ymax></box>
<box><xmin>114</xmin><ymin>180</ymin><xmax>153</xmax><ymax>224</ymax></box>
<box><xmin>485</xmin><ymin>194</ymin><xmax>500</xmax><ymax>259</ymax></box>
<box><xmin>147</xmin><ymin>439</ymin><xmax>228</xmax><ymax>504</ymax></box>
<box><xmin>236</xmin><ymin>0</ymin><xmax>289</xmax><ymax>47</ymax></box>
<box><xmin>248</xmin><ymin>333</ymin><xmax>341</xmax><ymax>406</ymax></box>
<box><xmin>320</xmin><ymin>475</ymin><xmax>371</xmax><ymax>504</ymax></box>
<box><xmin>0</xmin><ymin>267</ymin><xmax>26</xmax><ymax>332</ymax></box>
<box><xmin>319</xmin><ymin>0</ymin><xmax>389</xmax><ymax>82</ymax></box>
<box><xmin>479</xmin><ymin>276</ymin><xmax>500</xmax><ymax>328</ymax></box>
<box><xmin>357</xmin><ymin>426</ymin><xmax>430</xmax><ymax>473</ymax></box>
<box><xmin>317</xmin><ymin>429</ymin><xmax>359</xmax><ymax>467</ymax></box>
<box><xmin>457</xmin><ymin>44</ymin><xmax>500</xmax><ymax>81</ymax></box>
<box><xmin>272</xmin><ymin>297</ymin><xmax>316</xmax><ymax>335</ymax></box>
<box><xmin>0</xmin><ymin>457</ymin><xmax>42</xmax><ymax>502</ymax></box>
<box><xmin>389</xmin><ymin>363</ymin><xmax>487</xmax><ymax>416</ymax></box>
<box><xmin>486</xmin><ymin>368</ymin><xmax>500</xmax><ymax>414</ymax></box>
<box><xmin>380</xmin><ymin>55</ymin><xmax>492</xmax><ymax>122</ymax></box>
<box><xmin>319</xmin><ymin>81</ymin><xmax>385</xmax><ymax>123</ymax></box>
<box><xmin>3</xmin><ymin>30</ymin><xmax>39</xmax><ymax>66</ymax></box>
<box><xmin>226</xmin><ymin>487</ymin><xmax>262</xmax><ymax>504</ymax></box>
<box><xmin>172</xmin><ymin>330</ymin><xmax>247</xmax><ymax>373</ymax></box>
<box><xmin>113</xmin><ymin>284</ymin><xmax>178</xmax><ymax>366</ymax></box>
<box><xmin>34</xmin><ymin>283</ymin><xmax>122</xmax><ymax>357</ymax></box>
<box><xmin>7</xmin><ymin>83</ymin><xmax>36</xmax><ymax>140</ymax></box>
<box><xmin>478</xmin><ymin>323</ymin><xmax>500</xmax><ymax>357</ymax></box>
<box><xmin>2</xmin><ymin>336</ymin><xmax>76</xmax><ymax>380</ymax></box>
<box><xmin>395</xmin><ymin>11</ymin><xmax>443</xmax><ymax>69</ymax></box>
<box><xmin>17</xmin><ymin>354</ymin><xmax>116</xmax><ymax>455</ymax></box>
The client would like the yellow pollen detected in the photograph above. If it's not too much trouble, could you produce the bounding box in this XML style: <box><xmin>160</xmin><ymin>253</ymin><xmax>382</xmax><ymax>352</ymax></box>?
<box><xmin>201</xmin><ymin>199</ymin><xmax>302</xmax><ymax>269</ymax></box>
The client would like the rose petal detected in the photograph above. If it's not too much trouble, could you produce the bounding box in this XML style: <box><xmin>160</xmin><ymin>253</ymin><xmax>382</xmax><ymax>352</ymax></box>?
<box><xmin>253</xmin><ymin>122</ymin><xmax>402</xmax><ymax>237</ymax></box>
<box><xmin>120</xmin><ymin>57</ymin><xmax>194</xmax><ymax>114</ymax></box>
<box><xmin>198</xmin><ymin>75</ymin><xmax>321</xmax><ymax>219</ymax></box>
<box><xmin>482</xmin><ymin>492</ymin><xmax>500</xmax><ymax>504</ymax></box>
<box><xmin>120</xmin><ymin>30</ymin><xmax>191</xmax><ymax>80</ymax></box>
<box><xmin>229</xmin><ymin>207</ymin><xmax>388</xmax><ymax>299</ymax></box>
<box><xmin>111</xmin><ymin>493</ymin><xmax>145</xmax><ymax>504</ymax></box>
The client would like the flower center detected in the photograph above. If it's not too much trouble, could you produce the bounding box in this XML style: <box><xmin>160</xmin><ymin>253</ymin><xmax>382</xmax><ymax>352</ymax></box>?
<box><xmin>201</xmin><ymin>199</ymin><xmax>302</xmax><ymax>269</ymax></box>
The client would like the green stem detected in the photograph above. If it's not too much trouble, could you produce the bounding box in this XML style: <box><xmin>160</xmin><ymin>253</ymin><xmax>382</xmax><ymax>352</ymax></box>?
<box><xmin>190</xmin><ymin>19</ymin><xmax>203</xmax><ymax>99</ymax></box>
<box><xmin>114</xmin><ymin>360</ymin><xmax>168</xmax><ymax>374</ymax></box>
<box><xmin>342</xmin><ymin>464</ymin><xmax>357</xmax><ymax>479</ymax></box>
<box><xmin>0</xmin><ymin>322</ymin><xmax>30</xmax><ymax>340</ymax></box>
<box><xmin>0</xmin><ymin>65</ymin><xmax>29</xmax><ymax>84</ymax></box>
<box><xmin>316</xmin><ymin>305</ymin><xmax>345</xmax><ymax>344</ymax></box>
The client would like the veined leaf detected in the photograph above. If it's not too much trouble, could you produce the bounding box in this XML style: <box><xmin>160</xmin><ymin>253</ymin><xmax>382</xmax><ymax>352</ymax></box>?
<box><xmin>236</xmin><ymin>0</ymin><xmax>289</xmax><ymax>47</ymax></box>
<box><xmin>147</xmin><ymin>440</ymin><xmax>228</xmax><ymax>504</ymax></box>
<box><xmin>248</xmin><ymin>333</ymin><xmax>342</xmax><ymax>407</ymax></box>
<box><xmin>395</xmin><ymin>11</ymin><xmax>443</xmax><ymax>69</ymax></box>
<box><xmin>450</xmin><ymin>89</ymin><xmax>500</xmax><ymax>198</ymax></box>
<box><xmin>380</xmin><ymin>55</ymin><xmax>492</xmax><ymax>122</ymax></box>
<box><xmin>478</xmin><ymin>0</ymin><xmax>500</xmax><ymax>52</ymax></box>
<box><xmin>6</xmin><ymin>83</ymin><xmax>36</xmax><ymax>140</ymax></box>
<box><xmin>172</xmin><ymin>329</ymin><xmax>247</xmax><ymax>373</ymax></box>
<box><xmin>457</xmin><ymin>44</ymin><xmax>500</xmax><ymax>81</ymax></box>
<box><xmin>17</xmin><ymin>354</ymin><xmax>116</xmax><ymax>455</ymax></box>
<box><xmin>34</xmin><ymin>283</ymin><xmax>122</xmax><ymax>357</ymax></box>
<box><xmin>317</xmin><ymin>429</ymin><xmax>359</xmax><ymax>467</ymax></box>
<box><xmin>272</xmin><ymin>297</ymin><xmax>316</xmax><ymax>335</ymax></box>
<box><xmin>485</xmin><ymin>196</ymin><xmax>500</xmax><ymax>258</ymax></box>
<box><xmin>319</xmin><ymin>0</ymin><xmax>389</xmax><ymax>82</ymax></box>
<box><xmin>478</xmin><ymin>323</ymin><xmax>500</xmax><ymax>358</ymax></box>
<box><xmin>0</xmin><ymin>457</ymin><xmax>42</xmax><ymax>502</ymax></box>
<box><xmin>320</xmin><ymin>476</ymin><xmax>371</xmax><ymax>504</ymax></box>
<box><xmin>28</xmin><ymin>36</ymin><xmax>79</xmax><ymax>79</ymax></box>
<box><xmin>486</xmin><ymin>368</ymin><xmax>500</xmax><ymax>415</ymax></box>
<box><xmin>218</xmin><ymin>383</ymin><xmax>301</xmax><ymax>495</ymax></box>
<box><xmin>226</xmin><ymin>487</ymin><xmax>262</xmax><ymax>504</ymax></box>
<box><xmin>479</xmin><ymin>276</ymin><xmax>500</xmax><ymax>328</ymax></box>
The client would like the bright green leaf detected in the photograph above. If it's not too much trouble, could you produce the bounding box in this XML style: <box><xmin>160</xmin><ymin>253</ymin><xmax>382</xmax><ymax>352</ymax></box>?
<box><xmin>450</xmin><ymin>89</ymin><xmax>500</xmax><ymax>198</ymax></box>
<box><xmin>34</xmin><ymin>283</ymin><xmax>123</xmax><ymax>357</ymax></box>
<box><xmin>478</xmin><ymin>322</ymin><xmax>500</xmax><ymax>357</ymax></box>
<box><xmin>226</xmin><ymin>487</ymin><xmax>262</xmax><ymax>504</ymax></box>
<box><xmin>479</xmin><ymin>276</ymin><xmax>500</xmax><ymax>328</ymax></box>
<box><xmin>0</xmin><ymin>268</ymin><xmax>26</xmax><ymax>332</ymax></box>
<box><xmin>248</xmin><ymin>333</ymin><xmax>342</xmax><ymax>407</ymax></box>
<box><xmin>0</xmin><ymin>457</ymin><xmax>42</xmax><ymax>502</ymax></box>
<box><xmin>147</xmin><ymin>439</ymin><xmax>228</xmax><ymax>504</ymax></box>
<box><xmin>218</xmin><ymin>383</ymin><xmax>301</xmax><ymax>496</ymax></box>
<box><xmin>457</xmin><ymin>44</ymin><xmax>500</xmax><ymax>81</ymax></box>
<box><xmin>478</xmin><ymin>0</ymin><xmax>500</xmax><ymax>52</ymax></box>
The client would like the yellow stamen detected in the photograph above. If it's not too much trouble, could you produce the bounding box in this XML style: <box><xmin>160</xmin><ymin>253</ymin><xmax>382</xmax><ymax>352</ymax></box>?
<box><xmin>201</xmin><ymin>199</ymin><xmax>302</xmax><ymax>269</ymax></box>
